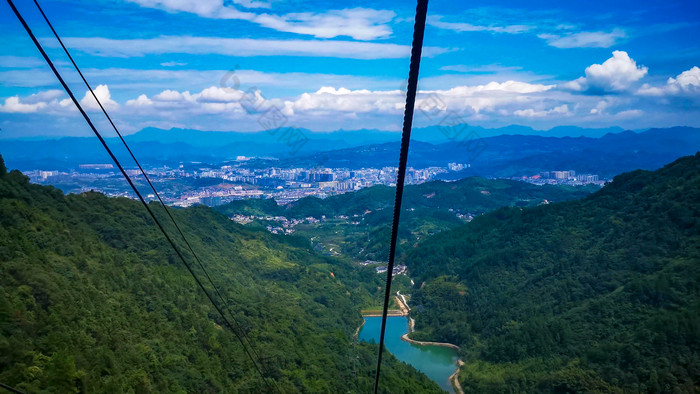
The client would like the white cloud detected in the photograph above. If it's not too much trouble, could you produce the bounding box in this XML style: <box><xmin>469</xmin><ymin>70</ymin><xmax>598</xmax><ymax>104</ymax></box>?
<box><xmin>0</xmin><ymin>96</ymin><xmax>48</xmax><ymax>113</ymax></box>
<box><xmin>0</xmin><ymin>90</ymin><xmax>67</xmax><ymax>113</ymax></box>
<box><xmin>125</xmin><ymin>86</ymin><xmax>248</xmax><ymax>116</ymax></box>
<box><xmin>281</xmin><ymin>81</ymin><xmax>554</xmax><ymax>115</ymax></box>
<box><xmin>23</xmin><ymin>90</ymin><xmax>64</xmax><ymax>104</ymax></box>
<box><xmin>79</xmin><ymin>84</ymin><xmax>119</xmax><ymax>110</ymax></box>
<box><xmin>127</xmin><ymin>0</ymin><xmax>394</xmax><ymax>40</ymax></box>
<box><xmin>614</xmin><ymin>109</ymin><xmax>643</xmax><ymax>118</ymax></box>
<box><xmin>514</xmin><ymin>104</ymin><xmax>569</xmax><ymax>118</ymax></box>
<box><xmin>253</xmin><ymin>8</ymin><xmax>395</xmax><ymax>40</ymax></box>
<box><xmin>5</xmin><ymin>70</ymin><xmax>695</xmax><ymax>132</ymax></box>
<box><xmin>75</xmin><ymin>79</ymin><xmax>553</xmax><ymax>119</ymax></box>
<box><xmin>538</xmin><ymin>28</ymin><xmax>626</xmax><ymax>48</ymax></box>
<box><xmin>668</xmin><ymin>66</ymin><xmax>700</xmax><ymax>91</ymax></box>
<box><xmin>637</xmin><ymin>66</ymin><xmax>700</xmax><ymax>96</ymax></box>
<box><xmin>562</xmin><ymin>51</ymin><xmax>647</xmax><ymax>93</ymax></box>
<box><xmin>281</xmin><ymin>86</ymin><xmax>403</xmax><ymax>115</ymax></box>
<box><xmin>55</xmin><ymin>36</ymin><xmax>448</xmax><ymax>60</ymax></box>
<box><xmin>585</xmin><ymin>51</ymin><xmax>647</xmax><ymax>91</ymax></box>
<box><xmin>428</xmin><ymin>15</ymin><xmax>532</xmax><ymax>34</ymax></box>
<box><xmin>160</xmin><ymin>61</ymin><xmax>187</xmax><ymax>67</ymax></box>
<box><xmin>125</xmin><ymin>94</ymin><xmax>153</xmax><ymax>107</ymax></box>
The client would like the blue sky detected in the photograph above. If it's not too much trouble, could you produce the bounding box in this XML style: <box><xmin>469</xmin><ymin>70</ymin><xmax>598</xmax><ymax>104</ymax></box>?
<box><xmin>0</xmin><ymin>0</ymin><xmax>698</xmax><ymax>138</ymax></box>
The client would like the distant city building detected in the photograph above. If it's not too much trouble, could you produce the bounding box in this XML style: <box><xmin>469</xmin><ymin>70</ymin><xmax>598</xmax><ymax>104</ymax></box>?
<box><xmin>577</xmin><ymin>174</ymin><xmax>599</xmax><ymax>182</ymax></box>
<box><xmin>448</xmin><ymin>163</ymin><xmax>470</xmax><ymax>171</ymax></box>
<box><xmin>79</xmin><ymin>164</ymin><xmax>113</xmax><ymax>170</ymax></box>
<box><xmin>552</xmin><ymin>171</ymin><xmax>569</xmax><ymax>179</ymax></box>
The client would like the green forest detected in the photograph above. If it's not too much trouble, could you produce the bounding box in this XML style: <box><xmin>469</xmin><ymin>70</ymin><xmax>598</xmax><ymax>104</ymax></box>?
<box><xmin>3</xmin><ymin>150</ymin><xmax>698</xmax><ymax>393</ymax></box>
<box><xmin>217</xmin><ymin>178</ymin><xmax>596</xmax><ymax>261</ymax></box>
<box><xmin>405</xmin><ymin>153</ymin><xmax>700</xmax><ymax>392</ymax></box>
<box><xmin>0</xmin><ymin>155</ymin><xmax>442</xmax><ymax>393</ymax></box>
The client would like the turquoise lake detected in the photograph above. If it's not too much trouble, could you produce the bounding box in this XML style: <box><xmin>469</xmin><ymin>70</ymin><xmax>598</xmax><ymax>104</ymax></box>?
<box><xmin>359</xmin><ymin>316</ymin><xmax>459</xmax><ymax>392</ymax></box>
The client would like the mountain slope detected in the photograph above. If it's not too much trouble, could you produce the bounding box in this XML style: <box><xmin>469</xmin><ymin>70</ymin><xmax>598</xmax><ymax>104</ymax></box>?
<box><xmin>217</xmin><ymin>177</ymin><xmax>596</xmax><ymax>261</ymax></box>
<box><xmin>404</xmin><ymin>153</ymin><xmax>700</xmax><ymax>392</ymax></box>
<box><xmin>0</xmin><ymin>156</ymin><xmax>442</xmax><ymax>393</ymax></box>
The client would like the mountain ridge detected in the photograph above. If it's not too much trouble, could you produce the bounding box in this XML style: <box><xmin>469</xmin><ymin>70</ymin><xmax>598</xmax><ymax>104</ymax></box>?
<box><xmin>403</xmin><ymin>153</ymin><xmax>700</xmax><ymax>392</ymax></box>
<box><xmin>0</xmin><ymin>155</ymin><xmax>442</xmax><ymax>393</ymax></box>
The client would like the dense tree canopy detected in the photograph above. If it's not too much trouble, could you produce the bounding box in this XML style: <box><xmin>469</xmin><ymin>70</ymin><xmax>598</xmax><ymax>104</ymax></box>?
<box><xmin>0</xmin><ymin>157</ymin><xmax>442</xmax><ymax>393</ymax></box>
<box><xmin>405</xmin><ymin>153</ymin><xmax>700</xmax><ymax>392</ymax></box>
<box><xmin>217</xmin><ymin>177</ymin><xmax>596</xmax><ymax>261</ymax></box>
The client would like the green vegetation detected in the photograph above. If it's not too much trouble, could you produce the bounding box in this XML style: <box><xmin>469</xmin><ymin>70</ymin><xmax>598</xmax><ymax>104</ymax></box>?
<box><xmin>406</xmin><ymin>154</ymin><xmax>700</xmax><ymax>392</ymax></box>
<box><xmin>218</xmin><ymin>178</ymin><xmax>597</xmax><ymax>261</ymax></box>
<box><xmin>0</xmin><ymin>155</ymin><xmax>442</xmax><ymax>393</ymax></box>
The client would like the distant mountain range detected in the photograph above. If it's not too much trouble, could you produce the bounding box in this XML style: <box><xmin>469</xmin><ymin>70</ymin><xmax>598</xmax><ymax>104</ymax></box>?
<box><xmin>0</xmin><ymin>125</ymin><xmax>697</xmax><ymax>178</ymax></box>
<box><xmin>276</xmin><ymin>126</ymin><xmax>700</xmax><ymax>178</ymax></box>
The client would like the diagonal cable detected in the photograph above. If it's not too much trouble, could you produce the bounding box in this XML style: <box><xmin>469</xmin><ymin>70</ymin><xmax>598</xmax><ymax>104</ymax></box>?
<box><xmin>373</xmin><ymin>0</ymin><xmax>429</xmax><ymax>393</ymax></box>
<box><xmin>29</xmin><ymin>1</ymin><xmax>279</xmax><ymax>389</ymax></box>
<box><xmin>5</xmin><ymin>1</ymin><xmax>279</xmax><ymax>392</ymax></box>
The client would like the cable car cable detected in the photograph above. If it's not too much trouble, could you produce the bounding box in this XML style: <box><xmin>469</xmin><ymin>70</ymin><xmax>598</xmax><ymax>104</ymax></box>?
<box><xmin>373</xmin><ymin>0</ymin><xmax>429</xmax><ymax>392</ymax></box>
<box><xmin>29</xmin><ymin>1</ymin><xmax>279</xmax><ymax>390</ymax></box>
<box><xmin>5</xmin><ymin>1</ymin><xmax>278</xmax><ymax>392</ymax></box>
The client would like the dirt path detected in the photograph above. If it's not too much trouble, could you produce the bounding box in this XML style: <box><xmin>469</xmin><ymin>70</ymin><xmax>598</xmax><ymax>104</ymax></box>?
<box><xmin>353</xmin><ymin>319</ymin><xmax>365</xmax><ymax>340</ymax></box>
<box><xmin>394</xmin><ymin>295</ymin><xmax>410</xmax><ymax>316</ymax></box>
<box><xmin>449</xmin><ymin>360</ymin><xmax>465</xmax><ymax>394</ymax></box>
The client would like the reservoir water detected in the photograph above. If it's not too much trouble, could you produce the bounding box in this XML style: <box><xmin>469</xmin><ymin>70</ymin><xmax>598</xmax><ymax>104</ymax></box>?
<box><xmin>359</xmin><ymin>316</ymin><xmax>459</xmax><ymax>392</ymax></box>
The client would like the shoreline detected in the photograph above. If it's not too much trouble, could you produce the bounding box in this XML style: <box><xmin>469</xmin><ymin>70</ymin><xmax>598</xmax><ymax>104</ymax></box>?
<box><xmin>448</xmin><ymin>360</ymin><xmax>465</xmax><ymax>394</ymax></box>
<box><xmin>401</xmin><ymin>320</ymin><xmax>464</xmax><ymax>394</ymax></box>
<box><xmin>361</xmin><ymin>310</ymin><xmax>405</xmax><ymax>317</ymax></box>
<box><xmin>359</xmin><ymin>294</ymin><xmax>465</xmax><ymax>393</ymax></box>
<box><xmin>400</xmin><ymin>333</ymin><xmax>461</xmax><ymax>351</ymax></box>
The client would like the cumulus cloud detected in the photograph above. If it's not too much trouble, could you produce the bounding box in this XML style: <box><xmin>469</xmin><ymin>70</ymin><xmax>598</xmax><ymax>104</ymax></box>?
<box><xmin>281</xmin><ymin>86</ymin><xmax>403</xmax><ymax>115</ymax></box>
<box><xmin>127</xmin><ymin>0</ymin><xmax>394</xmax><ymax>40</ymax></box>
<box><xmin>669</xmin><ymin>66</ymin><xmax>700</xmax><ymax>90</ymax></box>
<box><xmin>7</xmin><ymin>79</ymin><xmax>555</xmax><ymax>121</ymax></box>
<box><xmin>0</xmin><ymin>96</ymin><xmax>48</xmax><ymax>113</ymax></box>
<box><xmin>538</xmin><ymin>29</ymin><xmax>626</xmax><ymax>48</ymax></box>
<box><xmin>277</xmin><ymin>81</ymin><xmax>555</xmax><ymax>116</ymax></box>
<box><xmin>5</xmin><ymin>67</ymin><xmax>694</xmax><ymax>132</ymax></box>
<box><xmin>79</xmin><ymin>84</ymin><xmax>119</xmax><ymax>110</ymax></box>
<box><xmin>1</xmin><ymin>86</ymin><xmax>121</xmax><ymax>114</ymax></box>
<box><xmin>125</xmin><ymin>86</ymin><xmax>247</xmax><ymax>116</ymax></box>
<box><xmin>561</xmin><ymin>51</ymin><xmax>648</xmax><ymax>93</ymax></box>
<box><xmin>105</xmin><ymin>79</ymin><xmax>555</xmax><ymax>121</ymax></box>
<box><xmin>0</xmin><ymin>90</ymin><xmax>66</xmax><ymax>113</ymax></box>
<box><xmin>57</xmin><ymin>36</ymin><xmax>448</xmax><ymax>60</ymax></box>
<box><xmin>638</xmin><ymin>66</ymin><xmax>700</xmax><ymax>96</ymax></box>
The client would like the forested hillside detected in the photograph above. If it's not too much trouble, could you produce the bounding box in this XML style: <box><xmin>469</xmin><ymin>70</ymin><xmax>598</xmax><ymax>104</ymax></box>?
<box><xmin>0</xmin><ymin>156</ymin><xmax>442</xmax><ymax>393</ymax></box>
<box><xmin>405</xmin><ymin>153</ymin><xmax>700</xmax><ymax>392</ymax></box>
<box><xmin>217</xmin><ymin>178</ymin><xmax>596</xmax><ymax>261</ymax></box>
